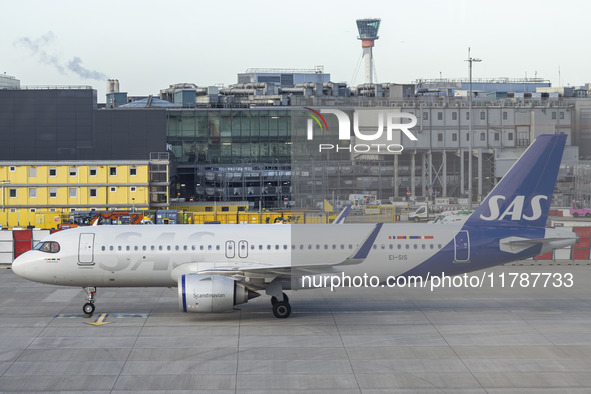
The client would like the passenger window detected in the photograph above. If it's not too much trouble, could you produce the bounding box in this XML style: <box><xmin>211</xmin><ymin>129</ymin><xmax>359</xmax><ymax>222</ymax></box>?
<box><xmin>275</xmin><ymin>245</ymin><xmax>279</xmax><ymax>250</ymax></box>
<box><xmin>200</xmin><ymin>246</ymin><xmax>204</xmax><ymax>251</ymax></box>
<box><xmin>405</xmin><ymin>244</ymin><xmax>409</xmax><ymax>250</ymax></box>
<box><xmin>397</xmin><ymin>244</ymin><xmax>401</xmax><ymax>249</ymax></box>
<box><xmin>324</xmin><ymin>245</ymin><xmax>328</xmax><ymax>250</ymax></box>
<box><xmin>118</xmin><ymin>246</ymin><xmax>122</xmax><ymax>251</ymax></box>
<box><xmin>259</xmin><ymin>245</ymin><xmax>263</xmax><ymax>250</ymax></box>
<box><xmin>422</xmin><ymin>244</ymin><xmax>426</xmax><ymax>249</ymax></box>
<box><xmin>372</xmin><ymin>245</ymin><xmax>377</xmax><ymax>250</ymax></box>
<box><xmin>316</xmin><ymin>245</ymin><xmax>320</xmax><ymax>250</ymax></box>
<box><xmin>340</xmin><ymin>245</ymin><xmax>344</xmax><ymax>250</ymax></box>
<box><xmin>413</xmin><ymin>245</ymin><xmax>418</xmax><ymax>249</ymax></box>
<box><xmin>110</xmin><ymin>246</ymin><xmax>114</xmax><ymax>251</ymax></box>
<box><xmin>308</xmin><ymin>245</ymin><xmax>312</xmax><ymax>249</ymax></box>
<box><xmin>381</xmin><ymin>245</ymin><xmax>385</xmax><ymax>250</ymax></box>
<box><xmin>134</xmin><ymin>246</ymin><xmax>138</xmax><ymax>251</ymax></box>
<box><xmin>389</xmin><ymin>244</ymin><xmax>393</xmax><ymax>249</ymax></box>
<box><xmin>267</xmin><ymin>245</ymin><xmax>271</xmax><ymax>250</ymax></box>
<box><xmin>430</xmin><ymin>244</ymin><xmax>434</xmax><ymax>249</ymax></box>
<box><xmin>158</xmin><ymin>245</ymin><xmax>162</xmax><ymax>251</ymax></box>
<box><xmin>216</xmin><ymin>245</ymin><xmax>220</xmax><ymax>251</ymax></box>
<box><xmin>142</xmin><ymin>246</ymin><xmax>147</xmax><ymax>251</ymax></box>
<box><xmin>438</xmin><ymin>244</ymin><xmax>442</xmax><ymax>249</ymax></box>
<box><xmin>284</xmin><ymin>245</ymin><xmax>288</xmax><ymax>250</ymax></box>
<box><xmin>167</xmin><ymin>246</ymin><xmax>171</xmax><ymax>251</ymax></box>
<box><xmin>126</xmin><ymin>246</ymin><xmax>130</xmax><ymax>251</ymax></box>
<box><xmin>101</xmin><ymin>246</ymin><xmax>105</xmax><ymax>251</ymax></box>
<box><xmin>208</xmin><ymin>245</ymin><xmax>212</xmax><ymax>250</ymax></box>
<box><xmin>349</xmin><ymin>244</ymin><xmax>353</xmax><ymax>249</ymax></box>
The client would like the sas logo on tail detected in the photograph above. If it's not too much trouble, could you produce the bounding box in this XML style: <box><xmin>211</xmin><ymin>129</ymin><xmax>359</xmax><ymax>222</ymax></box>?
<box><xmin>480</xmin><ymin>195</ymin><xmax>547</xmax><ymax>221</ymax></box>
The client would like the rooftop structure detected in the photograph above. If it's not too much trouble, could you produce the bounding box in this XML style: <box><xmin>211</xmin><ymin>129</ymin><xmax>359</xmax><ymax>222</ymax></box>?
<box><xmin>238</xmin><ymin>67</ymin><xmax>330</xmax><ymax>87</ymax></box>
<box><xmin>416</xmin><ymin>78</ymin><xmax>552</xmax><ymax>96</ymax></box>
<box><xmin>0</xmin><ymin>74</ymin><xmax>20</xmax><ymax>89</ymax></box>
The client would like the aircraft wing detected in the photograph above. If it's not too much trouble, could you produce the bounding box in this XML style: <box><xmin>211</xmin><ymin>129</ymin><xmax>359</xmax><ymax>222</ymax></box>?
<box><xmin>170</xmin><ymin>223</ymin><xmax>383</xmax><ymax>282</ymax></box>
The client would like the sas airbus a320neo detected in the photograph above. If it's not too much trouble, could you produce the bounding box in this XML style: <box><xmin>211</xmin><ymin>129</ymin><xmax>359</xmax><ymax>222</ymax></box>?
<box><xmin>12</xmin><ymin>135</ymin><xmax>577</xmax><ymax>318</ymax></box>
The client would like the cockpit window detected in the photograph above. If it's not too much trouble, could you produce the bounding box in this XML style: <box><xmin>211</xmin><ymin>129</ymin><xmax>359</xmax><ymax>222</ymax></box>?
<box><xmin>34</xmin><ymin>241</ymin><xmax>60</xmax><ymax>253</ymax></box>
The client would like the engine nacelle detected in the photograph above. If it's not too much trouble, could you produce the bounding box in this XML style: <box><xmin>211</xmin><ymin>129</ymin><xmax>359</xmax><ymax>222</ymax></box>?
<box><xmin>178</xmin><ymin>274</ymin><xmax>256</xmax><ymax>313</ymax></box>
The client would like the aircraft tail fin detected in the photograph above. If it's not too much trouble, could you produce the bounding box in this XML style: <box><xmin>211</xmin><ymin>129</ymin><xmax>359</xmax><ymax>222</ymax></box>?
<box><xmin>464</xmin><ymin>134</ymin><xmax>567</xmax><ymax>228</ymax></box>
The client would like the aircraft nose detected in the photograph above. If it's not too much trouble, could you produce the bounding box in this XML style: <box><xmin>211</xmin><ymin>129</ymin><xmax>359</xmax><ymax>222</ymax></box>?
<box><xmin>11</xmin><ymin>252</ymin><xmax>32</xmax><ymax>279</ymax></box>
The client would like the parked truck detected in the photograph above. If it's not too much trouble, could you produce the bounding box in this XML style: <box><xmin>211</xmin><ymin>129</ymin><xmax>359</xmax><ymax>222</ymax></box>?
<box><xmin>408</xmin><ymin>203</ymin><xmax>431</xmax><ymax>222</ymax></box>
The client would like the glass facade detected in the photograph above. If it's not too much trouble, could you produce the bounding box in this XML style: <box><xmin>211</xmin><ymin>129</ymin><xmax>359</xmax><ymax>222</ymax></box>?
<box><xmin>166</xmin><ymin>109</ymin><xmax>292</xmax><ymax>165</ymax></box>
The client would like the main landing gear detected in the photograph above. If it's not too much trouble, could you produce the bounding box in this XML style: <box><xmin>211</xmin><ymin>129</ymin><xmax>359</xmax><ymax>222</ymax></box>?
<box><xmin>271</xmin><ymin>293</ymin><xmax>291</xmax><ymax>318</ymax></box>
<box><xmin>82</xmin><ymin>287</ymin><xmax>96</xmax><ymax>315</ymax></box>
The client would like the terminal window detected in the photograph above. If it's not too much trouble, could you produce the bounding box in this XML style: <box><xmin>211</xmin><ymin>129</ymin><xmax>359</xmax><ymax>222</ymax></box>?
<box><xmin>49</xmin><ymin>168</ymin><xmax>57</xmax><ymax>177</ymax></box>
<box><xmin>69</xmin><ymin>167</ymin><xmax>77</xmax><ymax>176</ymax></box>
<box><xmin>89</xmin><ymin>167</ymin><xmax>97</xmax><ymax>176</ymax></box>
<box><xmin>109</xmin><ymin>167</ymin><xmax>117</xmax><ymax>176</ymax></box>
<box><xmin>9</xmin><ymin>189</ymin><xmax>16</xmax><ymax>198</ymax></box>
<box><xmin>49</xmin><ymin>188</ymin><xmax>57</xmax><ymax>198</ymax></box>
<box><xmin>129</xmin><ymin>167</ymin><xmax>137</xmax><ymax>176</ymax></box>
<box><xmin>89</xmin><ymin>189</ymin><xmax>97</xmax><ymax>198</ymax></box>
<box><xmin>28</xmin><ymin>167</ymin><xmax>36</xmax><ymax>177</ymax></box>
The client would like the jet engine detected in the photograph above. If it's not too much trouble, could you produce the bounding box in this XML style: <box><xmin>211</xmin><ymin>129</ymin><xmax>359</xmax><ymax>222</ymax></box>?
<box><xmin>178</xmin><ymin>274</ymin><xmax>259</xmax><ymax>313</ymax></box>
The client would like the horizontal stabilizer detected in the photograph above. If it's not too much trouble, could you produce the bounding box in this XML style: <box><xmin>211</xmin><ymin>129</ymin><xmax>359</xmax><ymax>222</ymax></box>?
<box><xmin>500</xmin><ymin>235</ymin><xmax>577</xmax><ymax>254</ymax></box>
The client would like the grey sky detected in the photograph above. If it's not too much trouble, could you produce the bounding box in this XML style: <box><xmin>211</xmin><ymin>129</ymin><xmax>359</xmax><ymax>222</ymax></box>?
<box><xmin>3</xmin><ymin>0</ymin><xmax>589</xmax><ymax>100</ymax></box>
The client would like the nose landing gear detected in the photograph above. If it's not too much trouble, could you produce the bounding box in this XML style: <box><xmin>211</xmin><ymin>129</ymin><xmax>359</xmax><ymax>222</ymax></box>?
<box><xmin>82</xmin><ymin>287</ymin><xmax>96</xmax><ymax>315</ymax></box>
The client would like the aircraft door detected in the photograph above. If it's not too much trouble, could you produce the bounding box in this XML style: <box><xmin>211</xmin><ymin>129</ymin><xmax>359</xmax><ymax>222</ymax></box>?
<box><xmin>238</xmin><ymin>240</ymin><xmax>248</xmax><ymax>258</ymax></box>
<box><xmin>225</xmin><ymin>241</ymin><xmax>235</xmax><ymax>258</ymax></box>
<box><xmin>78</xmin><ymin>233</ymin><xmax>95</xmax><ymax>265</ymax></box>
<box><xmin>454</xmin><ymin>230</ymin><xmax>470</xmax><ymax>262</ymax></box>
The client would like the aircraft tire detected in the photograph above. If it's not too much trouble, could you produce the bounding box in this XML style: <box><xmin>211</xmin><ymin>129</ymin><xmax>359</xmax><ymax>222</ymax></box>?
<box><xmin>83</xmin><ymin>303</ymin><xmax>95</xmax><ymax>315</ymax></box>
<box><xmin>272</xmin><ymin>301</ymin><xmax>291</xmax><ymax>318</ymax></box>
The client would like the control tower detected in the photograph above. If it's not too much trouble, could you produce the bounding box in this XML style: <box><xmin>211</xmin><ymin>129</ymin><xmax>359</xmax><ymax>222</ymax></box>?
<box><xmin>356</xmin><ymin>18</ymin><xmax>381</xmax><ymax>84</ymax></box>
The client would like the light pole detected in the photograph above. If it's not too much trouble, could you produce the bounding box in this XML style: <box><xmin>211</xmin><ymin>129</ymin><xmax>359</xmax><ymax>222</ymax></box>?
<box><xmin>466</xmin><ymin>48</ymin><xmax>481</xmax><ymax>209</ymax></box>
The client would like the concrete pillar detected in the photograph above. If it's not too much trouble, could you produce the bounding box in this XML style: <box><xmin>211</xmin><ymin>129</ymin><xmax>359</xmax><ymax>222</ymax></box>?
<box><xmin>411</xmin><ymin>153</ymin><xmax>416</xmax><ymax>198</ymax></box>
<box><xmin>421</xmin><ymin>153</ymin><xmax>427</xmax><ymax>197</ymax></box>
<box><xmin>394</xmin><ymin>154</ymin><xmax>399</xmax><ymax>197</ymax></box>
<box><xmin>442</xmin><ymin>151</ymin><xmax>447</xmax><ymax>197</ymax></box>
<box><xmin>460</xmin><ymin>149</ymin><xmax>464</xmax><ymax>196</ymax></box>
<box><xmin>478</xmin><ymin>148</ymin><xmax>483</xmax><ymax>202</ymax></box>
<box><xmin>428</xmin><ymin>151</ymin><xmax>433</xmax><ymax>196</ymax></box>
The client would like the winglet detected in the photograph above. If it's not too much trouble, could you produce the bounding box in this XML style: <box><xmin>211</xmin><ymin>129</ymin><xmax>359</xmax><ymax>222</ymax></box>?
<box><xmin>352</xmin><ymin>223</ymin><xmax>383</xmax><ymax>259</ymax></box>
<box><xmin>333</xmin><ymin>223</ymin><xmax>383</xmax><ymax>266</ymax></box>
<box><xmin>332</xmin><ymin>204</ymin><xmax>352</xmax><ymax>224</ymax></box>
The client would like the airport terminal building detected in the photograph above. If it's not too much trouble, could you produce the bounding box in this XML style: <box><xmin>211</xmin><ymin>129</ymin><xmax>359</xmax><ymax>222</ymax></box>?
<box><xmin>1</xmin><ymin>71</ymin><xmax>590</xmax><ymax>219</ymax></box>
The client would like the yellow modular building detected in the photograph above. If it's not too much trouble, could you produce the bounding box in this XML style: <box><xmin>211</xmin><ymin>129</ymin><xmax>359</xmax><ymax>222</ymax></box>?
<box><xmin>0</xmin><ymin>158</ymin><xmax>169</xmax><ymax>227</ymax></box>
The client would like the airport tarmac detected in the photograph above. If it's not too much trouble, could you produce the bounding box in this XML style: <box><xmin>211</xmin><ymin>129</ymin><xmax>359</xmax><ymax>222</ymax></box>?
<box><xmin>1</xmin><ymin>262</ymin><xmax>591</xmax><ymax>393</ymax></box>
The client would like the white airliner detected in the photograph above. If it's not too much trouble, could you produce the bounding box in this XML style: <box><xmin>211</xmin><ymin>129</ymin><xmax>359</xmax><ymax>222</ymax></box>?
<box><xmin>12</xmin><ymin>135</ymin><xmax>577</xmax><ymax>318</ymax></box>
